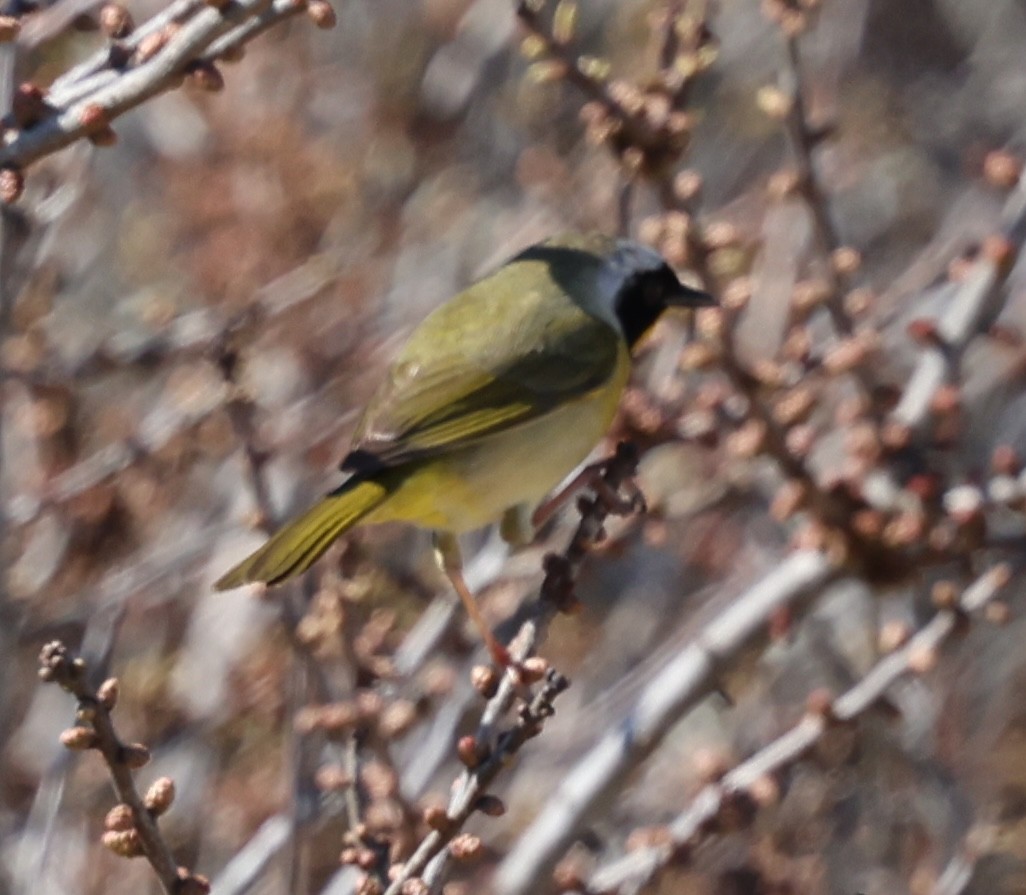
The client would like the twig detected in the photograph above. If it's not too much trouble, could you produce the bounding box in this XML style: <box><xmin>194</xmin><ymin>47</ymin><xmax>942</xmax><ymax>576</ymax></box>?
<box><xmin>201</xmin><ymin>0</ymin><xmax>315</xmax><ymax>63</ymax></box>
<box><xmin>516</xmin><ymin>1</ymin><xmax>658</xmax><ymax>153</ymax></box>
<box><xmin>593</xmin><ymin>8</ymin><xmax>871</xmax><ymax>562</ymax></box>
<box><xmin>38</xmin><ymin>641</ymin><xmax>208</xmax><ymax>894</ymax></box>
<box><xmin>44</xmin><ymin>0</ymin><xmax>202</xmax><ymax>91</ymax></box>
<box><xmin>859</xmin><ymin>193</ymin><xmax>1023</xmax><ymax>517</ymax></box>
<box><xmin>770</xmin><ymin>26</ymin><xmax>898</xmax><ymax>426</ymax></box>
<box><xmin>583</xmin><ymin>562</ymin><xmax>1011</xmax><ymax>895</ymax></box>
<box><xmin>493</xmin><ymin>549</ymin><xmax>836</xmax><ymax>895</ymax></box>
<box><xmin>0</xmin><ymin>0</ymin><xmax>334</xmax><ymax>174</ymax></box>
<box><xmin>775</xmin><ymin>35</ymin><xmax>857</xmax><ymax>334</ymax></box>
<box><xmin>515</xmin><ymin>0</ymin><xmax>697</xmax><ymax>179</ymax></box>
<box><xmin>891</xmin><ymin>239</ymin><xmax>1015</xmax><ymax>434</ymax></box>
<box><xmin>889</xmin><ymin>136</ymin><xmax>1026</xmax><ymax>436</ymax></box>
<box><xmin>382</xmin><ymin>443</ymin><xmax>645</xmax><ymax>894</ymax></box>
<box><xmin>393</xmin><ymin>670</ymin><xmax>570</xmax><ymax>895</ymax></box>
<box><xmin>659</xmin><ymin>0</ymin><xmax>708</xmax><ymax>111</ymax></box>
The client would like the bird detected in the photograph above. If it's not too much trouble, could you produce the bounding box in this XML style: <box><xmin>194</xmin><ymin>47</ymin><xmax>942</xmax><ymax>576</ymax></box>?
<box><xmin>216</xmin><ymin>232</ymin><xmax>714</xmax><ymax>665</ymax></box>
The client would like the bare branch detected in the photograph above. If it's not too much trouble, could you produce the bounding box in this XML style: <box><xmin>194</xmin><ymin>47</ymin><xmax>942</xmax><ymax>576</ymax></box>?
<box><xmin>493</xmin><ymin>549</ymin><xmax>836</xmax><ymax>895</ymax></box>
<box><xmin>780</xmin><ymin>38</ymin><xmax>841</xmax><ymax>257</ymax></box>
<box><xmin>585</xmin><ymin>562</ymin><xmax>1011</xmax><ymax>895</ymax></box>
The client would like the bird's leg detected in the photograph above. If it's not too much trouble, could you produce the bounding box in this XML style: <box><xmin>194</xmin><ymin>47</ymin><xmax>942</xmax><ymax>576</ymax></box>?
<box><xmin>433</xmin><ymin>531</ymin><xmax>512</xmax><ymax>668</ymax></box>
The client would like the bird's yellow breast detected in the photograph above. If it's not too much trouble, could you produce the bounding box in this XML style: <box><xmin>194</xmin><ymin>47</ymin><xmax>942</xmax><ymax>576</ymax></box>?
<box><xmin>363</xmin><ymin>343</ymin><xmax>631</xmax><ymax>533</ymax></box>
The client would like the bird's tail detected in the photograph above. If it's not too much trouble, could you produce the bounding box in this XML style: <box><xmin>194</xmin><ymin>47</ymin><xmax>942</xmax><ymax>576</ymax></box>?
<box><xmin>215</xmin><ymin>477</ymin><xmax>390</xmax><ymax>590</ymax></box>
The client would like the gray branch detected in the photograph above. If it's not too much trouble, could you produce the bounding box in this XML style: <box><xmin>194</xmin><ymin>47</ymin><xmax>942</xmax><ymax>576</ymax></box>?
<box><xmin>0</xmin><ymin>0</ymin><xmax>323</xmax><ymax>172</ymax></box>
<box><xmin>493</xmin><ymin>549</ymin><xmax>836</xmax><ymax>895</ymax></box>
<box><xmin>585</xmin><ymin>563</ymin><xmax>1010</xmax><ymax>895</ymax></box>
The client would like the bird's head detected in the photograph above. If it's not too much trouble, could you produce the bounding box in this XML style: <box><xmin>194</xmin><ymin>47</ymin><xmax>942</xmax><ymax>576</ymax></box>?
<box><xmin>599</xmin><ymin>238</ymin><xmax>716</xmax><ymax>346</ymax></box>
<box><xmin>517</xmin><ymin>233</ymin><xmax>715</xmax><ymax>346</ymax></box>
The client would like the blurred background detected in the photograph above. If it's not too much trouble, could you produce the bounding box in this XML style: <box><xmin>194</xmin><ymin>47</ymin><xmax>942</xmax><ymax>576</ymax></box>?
<box><xmin>4</xmin><ymin>0</ymin><xmax>1026</xmax><ymax>893</ymax></box>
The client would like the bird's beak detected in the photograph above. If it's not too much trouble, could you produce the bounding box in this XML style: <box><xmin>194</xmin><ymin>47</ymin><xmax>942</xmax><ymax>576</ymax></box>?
<box><xmin>667</xmin><ymin>281</ymin><xmax>716</xmax><ymax>308</ymax></box>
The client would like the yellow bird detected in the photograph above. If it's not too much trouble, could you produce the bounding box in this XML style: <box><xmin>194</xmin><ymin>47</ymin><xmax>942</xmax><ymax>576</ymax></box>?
<box><xmin>216</xmin><ymin>232</ymin><xmax>714</xmax><ymax>664</ymax></box>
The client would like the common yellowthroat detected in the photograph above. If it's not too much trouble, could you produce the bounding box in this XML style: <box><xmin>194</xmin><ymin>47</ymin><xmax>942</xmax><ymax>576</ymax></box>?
<box><xmin>216</xmin><ymin>232</ymin><xmax>714</xmax><ymax>664</ymax></box>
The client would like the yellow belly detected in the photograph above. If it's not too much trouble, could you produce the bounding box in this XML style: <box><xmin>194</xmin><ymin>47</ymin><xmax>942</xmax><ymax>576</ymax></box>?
<box><xmin>363</xmin><ymin>347</ymin><xmax>630</xmax><ymax>533</ymax></box>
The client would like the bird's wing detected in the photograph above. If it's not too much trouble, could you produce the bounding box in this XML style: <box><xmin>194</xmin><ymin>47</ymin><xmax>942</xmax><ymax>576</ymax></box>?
<box><xmin>343</xmin><ymin>275</ymin><xmax>622</xmax><ymax>472</ymax></box>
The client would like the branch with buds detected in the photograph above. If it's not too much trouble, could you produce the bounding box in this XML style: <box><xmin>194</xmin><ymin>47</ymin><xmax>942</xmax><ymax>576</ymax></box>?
<box><xmin>381</xmin><ymin>442</ymin><xmax>646</xmax><ymax>894</ymax></box>
<box><xmin>38</xmin><ymin>641</ymin><xmax>206</xmax><ymax>895</ymax></box>
<box><xmin>0</xmin><ymin>0</ymin><xmax>337</xmax><ymax>200</ymax></box>
<box><xmin>757</xmin><ymin>3</ymin><xmax>861</xmax><ymax>339</ymax></box>
<box><xmin>516</xmin><ymin>0</ymin><xmax>710</xmax><ymax>183</ymax></box>
<box><xmin>378</xmin><ymin>669</ymin><xmax>569</xmax><ymax>895</ymax></box>
<box><xmin>583</xmin><ymin>562</ymin><xmax>1011</xmax><ymax>895</ymax></box>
